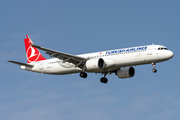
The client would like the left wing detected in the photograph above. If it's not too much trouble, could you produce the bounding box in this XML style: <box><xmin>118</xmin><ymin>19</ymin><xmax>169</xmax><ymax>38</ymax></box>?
<box><xmin>31</xmin><ymin>44</ymin><xmax>87</xmax><ymax>69</ymax></box>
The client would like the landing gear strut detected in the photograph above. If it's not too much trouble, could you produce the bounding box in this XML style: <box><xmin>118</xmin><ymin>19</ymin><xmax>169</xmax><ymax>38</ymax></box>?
<box><xmin>80</xmin><ymin>72</ymin><xmax>87</xmax><ymax>78</ymax></box>
<box><xmin>100</xmin><ymin>73</ymin><xmax>108</xmax><ymax>84</ymax></box>
<box><xmin>152</xmin><ymin>62</ymin><xmax>157</xmax><ymax>73</ymax></box>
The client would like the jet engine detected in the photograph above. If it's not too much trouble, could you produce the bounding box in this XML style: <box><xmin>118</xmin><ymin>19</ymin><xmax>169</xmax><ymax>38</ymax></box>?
<box><xmin>86</xmin><ymin>58</ymin><xmax>115</xmax><ymax>71</ymax></box>
<box><xmin>116</xmin><ymin>67</ymin><xmax>135</xmax><ymax>78</ymax></box>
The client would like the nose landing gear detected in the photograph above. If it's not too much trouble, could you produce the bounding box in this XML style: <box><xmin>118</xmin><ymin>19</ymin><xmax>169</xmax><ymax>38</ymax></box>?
<box><xmin>152</xmin><ymin>62</ymin><xmax>157</xmax><ymax>73</ymax></box>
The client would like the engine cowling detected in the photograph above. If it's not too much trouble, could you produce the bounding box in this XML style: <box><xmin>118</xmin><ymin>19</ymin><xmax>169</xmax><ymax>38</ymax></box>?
<box><xmin>116</xmin><ymin>67</ymin><xmax>135</xmax><ymax>78</ymax></box>
<box><xmin>86</xmin><ymin>58</ymin><xmax>115</xmax><ymax>71</ymax></box>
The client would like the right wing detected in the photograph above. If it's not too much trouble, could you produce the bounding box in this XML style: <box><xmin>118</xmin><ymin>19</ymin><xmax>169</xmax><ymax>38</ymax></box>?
<box><xmin>31</xmin><ymin>44</ymin><xmax>88</xmax><ymax>69</ymax></box>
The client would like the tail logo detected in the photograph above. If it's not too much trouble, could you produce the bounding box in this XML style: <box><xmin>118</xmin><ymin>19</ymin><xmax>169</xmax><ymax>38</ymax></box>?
<box><xmin>26</xmin><ymin>46</ymin><xmax>40</xmax><ymax>63</ymax></box>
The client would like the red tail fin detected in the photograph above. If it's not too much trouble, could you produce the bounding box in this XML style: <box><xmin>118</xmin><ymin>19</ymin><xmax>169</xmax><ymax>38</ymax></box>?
<box><xmin>24</xmin><ymin>35</ymin><xmax>46</xmax><ymax>63</ymax></box>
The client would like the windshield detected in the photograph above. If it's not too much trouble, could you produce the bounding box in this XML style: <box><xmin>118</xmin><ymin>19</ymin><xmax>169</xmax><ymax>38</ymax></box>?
<box><xmin>158</xmin><ymin>47</ymin><xmax>168</xmax><ymax>50</ymax></box>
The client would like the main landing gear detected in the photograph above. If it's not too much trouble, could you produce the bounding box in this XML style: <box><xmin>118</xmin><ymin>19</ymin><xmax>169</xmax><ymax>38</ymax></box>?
<box><xmin>100</xmin><ymin>73</ymin><xmax>108</xmax><ymax>84</ymax></box>
<box><xmin>80</xmin><ymin>72</ymin><xmax>87</xmax><ymax>78</ymax></box>
<box><xmin>80</xmin><ymin>72</ymin><xmax>108</xmax><ymax>84</ymax></box>
<box><xmin>152</xmin><ymin>62</ymin><xmax>157</xmax><ymax>73</ymax></box>
<box><xmin>100</xmin><ymin>77</ymin><xmax>108</xmax><ymax>84</ymax></box>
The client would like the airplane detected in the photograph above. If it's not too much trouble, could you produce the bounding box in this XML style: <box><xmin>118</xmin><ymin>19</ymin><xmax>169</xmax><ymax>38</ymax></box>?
<box><xmin>8</xmin><ymin>35</ymin><xmax>174</xmax><ymax>84</ymax></box>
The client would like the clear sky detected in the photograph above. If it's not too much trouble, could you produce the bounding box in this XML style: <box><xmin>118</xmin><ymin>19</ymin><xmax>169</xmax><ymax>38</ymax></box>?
<box><xmin>1</xmin><ymin>0</ymin><xmax>180</xmax><ymax>120</ymax></box>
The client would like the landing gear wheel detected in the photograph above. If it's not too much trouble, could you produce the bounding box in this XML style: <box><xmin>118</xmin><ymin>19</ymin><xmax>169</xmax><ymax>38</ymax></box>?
<box><xmin>100</xmin><ymin>77</ymin><xmax>108</xmax><ymax>84</ymax></box>
<box><xmin>152</xmin><ymin>69</ymin><xmax>157</xmax><ymax>73</ymax></box>
<box><xmin>152</xmin><ymin>62</ymin><xmax>157</xmax><ymax>73</ymax></box>
<box><xmin>80</xmin><ymin>72</ymin><xmax>87</xmax><ymax>78</ymax></box>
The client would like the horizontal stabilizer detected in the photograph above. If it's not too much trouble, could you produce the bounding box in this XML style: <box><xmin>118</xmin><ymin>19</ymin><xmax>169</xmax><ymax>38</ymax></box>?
<box><xmin>8</xmin><ymin>61</ymin><xmax>34</xmax><ymax>67</ymax></box>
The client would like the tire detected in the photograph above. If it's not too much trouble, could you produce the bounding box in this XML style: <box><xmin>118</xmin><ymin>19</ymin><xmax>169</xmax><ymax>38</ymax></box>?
<box><xmin>152</xmin><ymin>69</ymin><xmax>157</xmax><ymax>73</ymax></box>
<box><xmin>80</xmin><ymin>72</ymin><xmax>87</xmax><ymax>78</ymax></box>
<box><xmin>100</xmin><ymin>77</ymin><xmax>108</xmax><ymax>83</ymax></box>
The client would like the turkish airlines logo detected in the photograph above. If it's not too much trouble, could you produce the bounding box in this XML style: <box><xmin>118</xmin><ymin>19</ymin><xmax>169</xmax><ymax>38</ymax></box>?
<box><xmin>26</xmin><ymin>46</ymin><xmax>40</xmax><ymax>63</ymax></box>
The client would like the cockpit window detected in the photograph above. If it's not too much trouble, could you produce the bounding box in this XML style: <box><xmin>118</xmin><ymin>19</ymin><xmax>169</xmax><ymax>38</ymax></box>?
<box><xmin>158</xmin><ymin>47</ymin><xmax>168</xmax><ymax>50</ymax></box>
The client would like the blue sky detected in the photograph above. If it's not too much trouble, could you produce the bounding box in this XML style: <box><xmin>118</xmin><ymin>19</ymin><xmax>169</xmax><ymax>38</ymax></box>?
<box><xmin>1</xmin><ymin>0</ymin><xmax>180</xmax><ymax>120</ymax></box>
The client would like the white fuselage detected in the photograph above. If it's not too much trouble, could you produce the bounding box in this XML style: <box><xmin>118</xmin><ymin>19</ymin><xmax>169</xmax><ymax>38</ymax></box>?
<box><xmin>21</xmin><ymin>45</ymin><xmax>173</xmax><ymax>75</ymax></box>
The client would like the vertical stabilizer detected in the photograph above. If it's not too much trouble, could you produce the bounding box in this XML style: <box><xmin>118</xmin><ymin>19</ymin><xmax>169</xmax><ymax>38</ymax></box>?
<box><xmin>24</xmin><ymin>35</ymin><xmax>46</xmax><ymax>63</ymax></box>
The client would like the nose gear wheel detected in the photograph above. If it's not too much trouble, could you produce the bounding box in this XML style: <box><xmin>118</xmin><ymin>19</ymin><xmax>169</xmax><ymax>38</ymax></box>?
<box><xmin>152</xmin><ymin>62</ymin><xmax>157</xmax><ymax>73</ymax></box>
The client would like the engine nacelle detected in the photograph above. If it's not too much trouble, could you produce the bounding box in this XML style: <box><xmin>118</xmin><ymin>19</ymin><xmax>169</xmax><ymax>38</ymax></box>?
<box><xmin>116</xmin><ymin>67</ymin><xmax>135</xmax><ymax>78</ymax></box>
<box><xmin>86</xmin><ymin>58</ymin><xmax>115</xmax><ymax>71</ymax></box>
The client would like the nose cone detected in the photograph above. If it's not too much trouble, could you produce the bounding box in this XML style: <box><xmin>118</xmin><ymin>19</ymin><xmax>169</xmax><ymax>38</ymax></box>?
<box><xmin>167</xmin><ymin>50</ymin><xmax>174</xmax><ymax>59</ymax></box>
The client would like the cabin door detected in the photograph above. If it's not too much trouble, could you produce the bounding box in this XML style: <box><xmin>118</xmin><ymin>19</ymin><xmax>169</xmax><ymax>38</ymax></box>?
<box><xmin>147</xmin><ymin>46</ymin><xmax>153</xmax><ymax>55</ymax></box>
